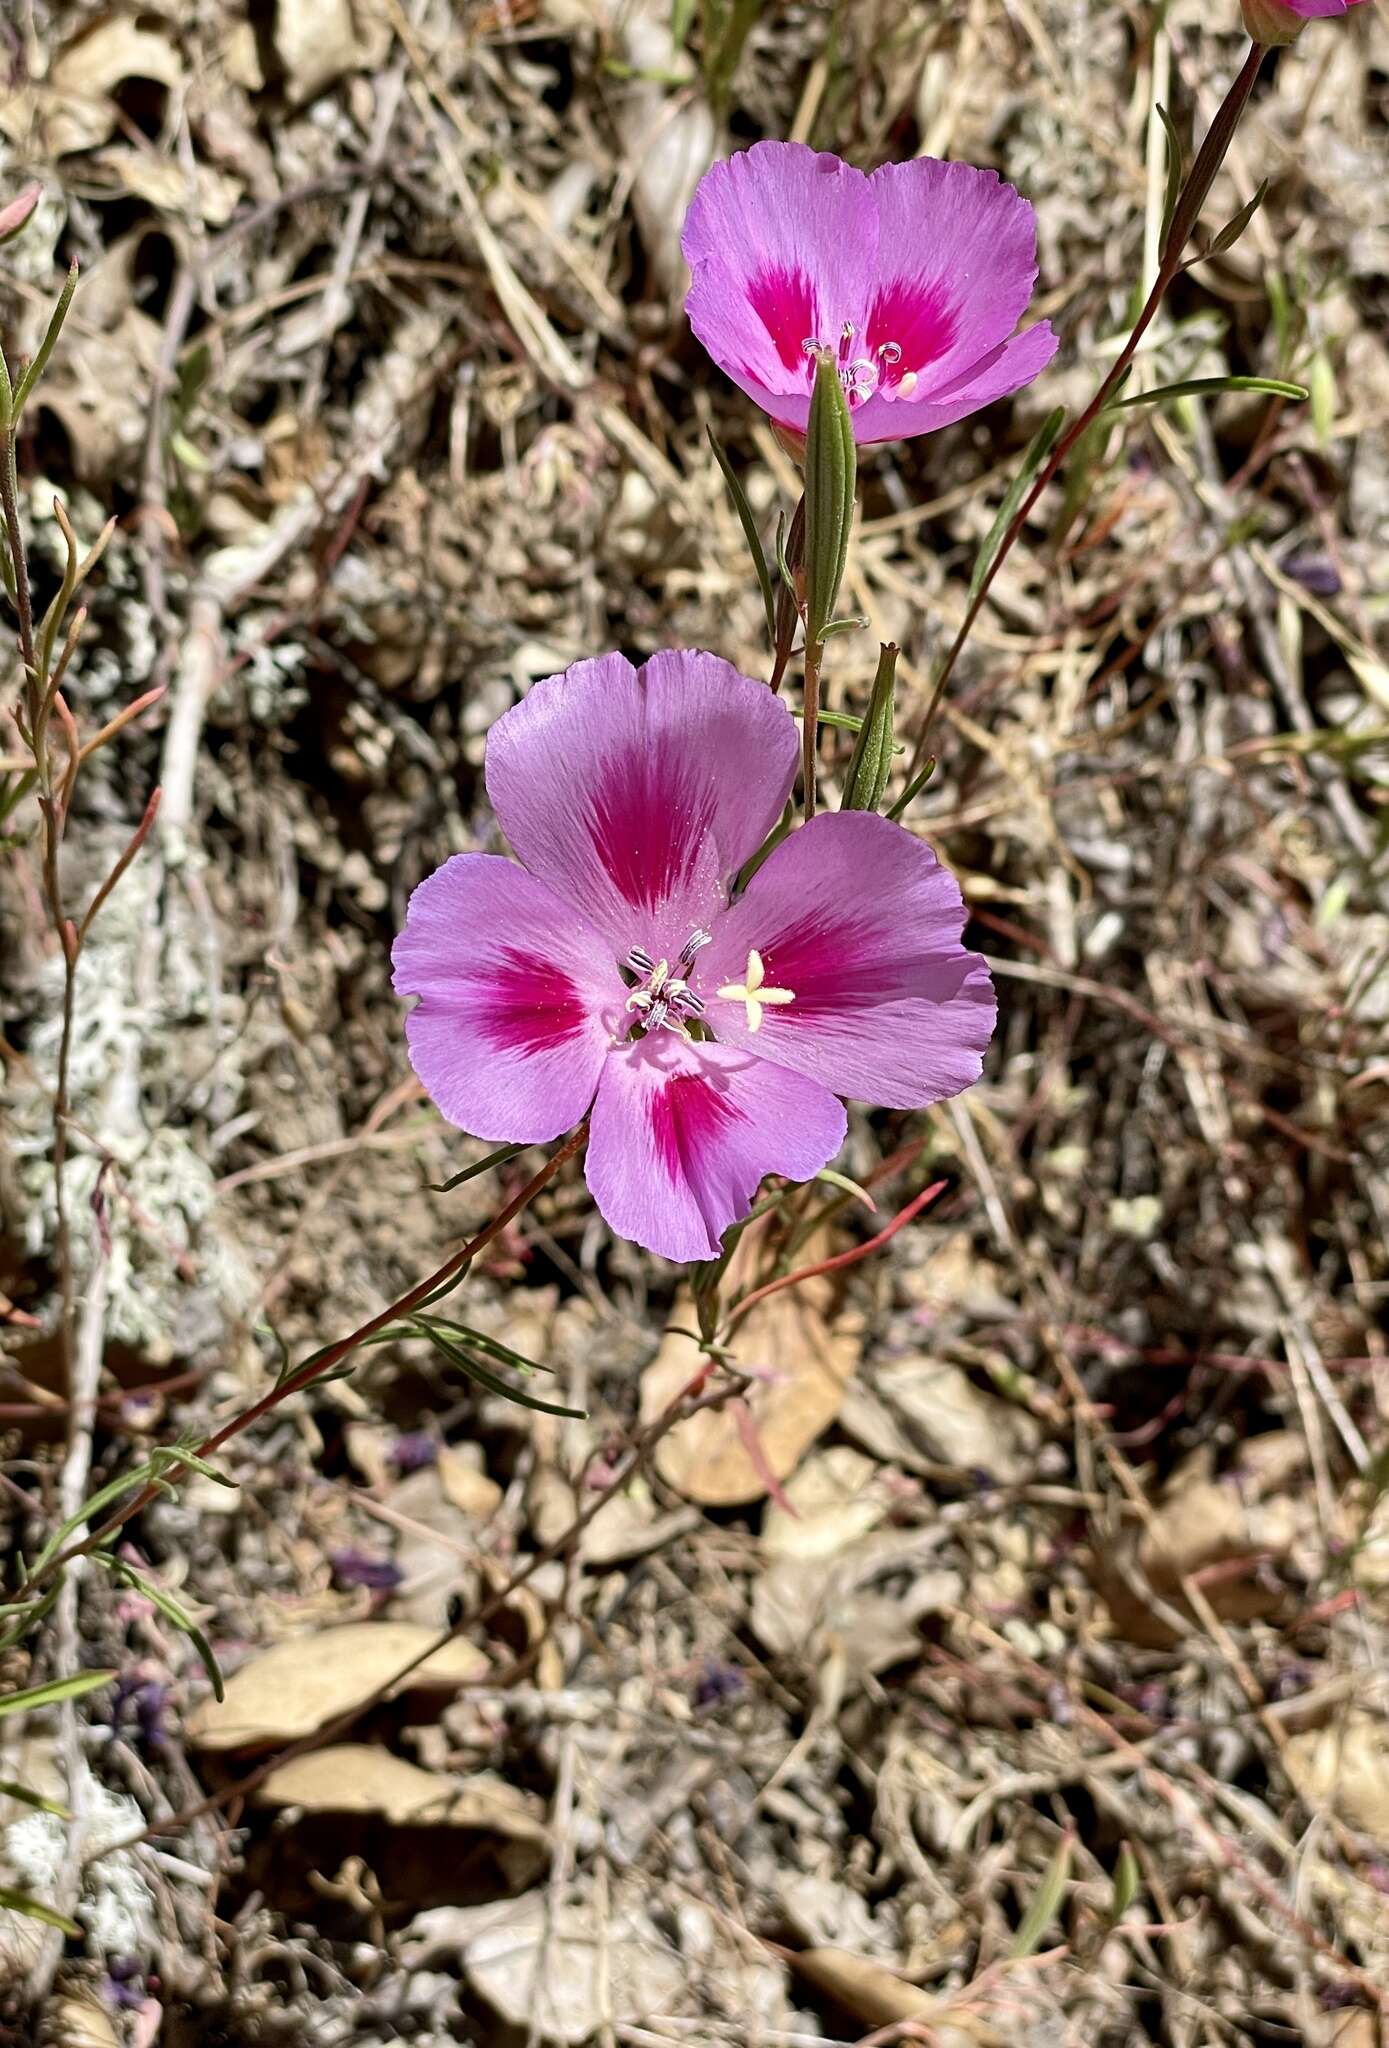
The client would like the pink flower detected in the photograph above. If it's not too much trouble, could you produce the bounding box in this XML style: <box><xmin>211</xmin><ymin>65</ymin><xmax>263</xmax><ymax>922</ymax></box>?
<box><xmin>393</xmin><ymin>652</ymin><xmax>994</xmax><ymax>1263</ymax></box>
<box><xmin>1243</xmin><ymin>0</ymin><xmax>1366</xmax><ymax>36</ymax></box>
<box><xmin>681</xmin><ymin>141</ymin><xmax>1056</xmax><ymax>445</ymax></box>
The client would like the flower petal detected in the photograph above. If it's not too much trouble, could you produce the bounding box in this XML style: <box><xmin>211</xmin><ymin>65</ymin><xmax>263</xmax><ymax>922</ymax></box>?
<box><xmin>586</xmin><ymin>1033</ymin><xmax>847</xmax><ymax>1263</ymax></box>
<box><xmin>485</xmin><ymin>649</ymin><xmax>800</xmax><ymax>965</ymax></box>
<box><xmin>849</xmin><ymin>321</ymin><xmax>1057</xmax><ymax>445</ymax></box>
<box><xmin>865</xmin><ymin>159</ymin><xmax>1046</xmax><ymax>401</ymax></box>
<box><xmin>393</xmin><ymin>855</ymin><xmax>624</xmax><ymax>1144</ymax></box>
<box><xmin>682</xmin><ymin>141</ymin><xmax>878</xmax><ymax>430</ymax></box>
<box><xmin>697</xmin><ymin>812</ymin><xmax>995</xmax><ymax>1107</ymax></box>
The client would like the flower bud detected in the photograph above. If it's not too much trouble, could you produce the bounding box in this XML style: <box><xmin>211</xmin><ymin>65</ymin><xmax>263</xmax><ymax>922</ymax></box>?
<box><xmin>1242</xmin><ymin>0</ymin><xmax>1365</xmax><ymax>45</ymax></box>
<box><xmin>0</xmin><ymin>183</ymin><xmax>40</xmax><ymax>249</ymax></box>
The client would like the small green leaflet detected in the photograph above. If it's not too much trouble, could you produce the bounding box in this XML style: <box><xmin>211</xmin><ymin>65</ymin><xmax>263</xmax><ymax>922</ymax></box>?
<box><xmin>967</xmin><ymin>407</ymin><xmax>1065</xmax><ymax>608</ymax></box>
<box><xmin>0</xmin><ymin>1668</ymin><xmax>115</xmax><ymax>1719</ymax></box>
<box><xmin>1106</xmin><ymin>375</ymin><xmax>1307</xmax><ymax>411</ymax></box>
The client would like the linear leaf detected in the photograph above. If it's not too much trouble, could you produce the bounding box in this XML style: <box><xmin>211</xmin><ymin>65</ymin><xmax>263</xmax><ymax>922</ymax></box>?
<box><xmin>1011</xmin><ymin>1829</ymin><xmax>1074</xmax><ymax>1958</ymax></box>
<box><xmin>1107</xmin><ymin>375</ymin><xmax>1307</xmax><ymax>411</ymax></box>
<box><xmin>100</xmin><ymin>1560</ymin><xmax>224</xmax><ymax>1702</ymax></box>
<box><xmin>0</xmin><ymin>1668</ymin><xmax>115</xmax><ymax>1719</ymax></box>
<box><xmin>1155</xmin><ymin>102</ymin><xmax>1184</xmax><ymax>250</ymax></box>
<box><xmin>0</xmin><ymin>1781</ymin><xmax>69</xmax><ymax>1818</ymax></box>
<box><xmin>0</xmin><ymin>1885</ymin><xmax>80</xmax><ymax>1934</ymax></box>
<box><xmin>431</xmin><ymin>1143</ymin><xmax>523</xmax><ymax>1194</ymax></box>
<box><xmin>0</xmin><ymin>1580</ymin><xmax>62</xmax><ymax>1657</ymax></box>
<box><xmin>708</xmin><ymin>428</ymin><xmax>776</xmax><ymax>644</ymax></box>
<box><xmin>409</xmin><ymin>1317</ymin><xmax>584</xmax><ymax>1418</ymax></box>
<box><xmin>968</xmin><ymin>407</ymin><xmax>1065</xmax><ymax>608</ymax></box>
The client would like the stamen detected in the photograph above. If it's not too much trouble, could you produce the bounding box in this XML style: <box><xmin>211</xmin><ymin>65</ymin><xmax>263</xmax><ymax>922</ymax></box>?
<box><xmin>676</xmin><ymin>928</ymin><xmax>713</xmax><ymax>972</ymax></box>
<box><xmin>623</xmin><ymin>929</ymin><xmax>713</xmax><ymax>1037</ymax></box>
<box><xmin>877</xmin><ymin>340</ymin><xmax>902</xmax><ymax>364</ymax></box>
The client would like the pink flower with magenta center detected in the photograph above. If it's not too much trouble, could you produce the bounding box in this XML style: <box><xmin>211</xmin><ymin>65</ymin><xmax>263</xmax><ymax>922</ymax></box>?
<box><xmin>682</xmin><ymin>141</ymin><xmax>1057</xmax><ymax>446</ymax></box>
<box><xmin>393</xmin><ymin>652</ymin><xmax>995</xmax><ymax>1263</ymax></box>
<box><xmin>1243</xmin><ymin>0</ymin><xmax>1365</xmax><ymax>36</ymax></box>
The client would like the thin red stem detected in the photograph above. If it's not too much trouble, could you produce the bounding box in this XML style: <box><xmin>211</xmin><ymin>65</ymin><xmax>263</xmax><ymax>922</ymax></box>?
<box><xmin>726</xmin><ymin>1177</ymin><xmax>951</xmax><ymax>1330</ymax></box>
<box><xmin>908</xmin><ymin>40</ymin><xmax>1266</xmax><ymax>770</ymax></box>
<box><xmin>9</xmin><ymin>1122</ymin><xmax>589</xmax><ymax>1600</ymax></box>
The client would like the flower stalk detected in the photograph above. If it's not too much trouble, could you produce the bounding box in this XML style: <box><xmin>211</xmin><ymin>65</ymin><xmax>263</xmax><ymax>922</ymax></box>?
<box><xmin>908</xmin><ymin>39</ymin><xmax>1267</xmax><ymax>766</ymax></box>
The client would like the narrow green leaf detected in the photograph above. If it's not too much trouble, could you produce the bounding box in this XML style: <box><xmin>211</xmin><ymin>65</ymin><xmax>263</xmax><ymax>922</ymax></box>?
<box><xmin>1155</xmin><ymin>102</ymin><xmax>1184</xmax><ymax>250</ymax></box>
<box><xmin>150</xmin><ymin>1442</ymin><xmax>235</xmax><ymax>1488</ymax></box>
<box><xmin>11</xmin><ymin>261</ymin><xmax>79</xmax><ymax>419</ymax></box>
<box><xmin>0</xmin><ymin>1580</ymin><xmax>63</xmax><ymax>1657</ymax></box>
<box><xmin>813</xmin><ymin>1166</ymin><xmax>876</xmax><ymax>1211</ymax></box>
<box><xmin>1010</xmin><ymin>1829</ymin><xmax>1074</xmax><ymax>1958</ymax></box>
<box><xmin>0</xmin><ymin>1668</ymin><xmax>115</xmax><ymax>1719</ymax></box>
<box><xmin>169</xmin><ymin>430</ymin><xmax>210</xmax><ymax>474</ymax></box>
<box><xmin>1202</xmin><ymin>177</ymin><xmax>1268</xmax><ymax>259</ymax></box>
<box><xmin>409</xmin><ymin>1315</ymin><xmax>584</xmax><ymax>1418</ymax></box>
<box><xmin>175</xmin><ymin>339</ymin><xmax>212</xmax><ymax>411</ymax></box>
<box><xmin>841</xmin><ymin>642</ymin><xmax>898</xmax><ymax>814</ymax></box>
<box><xmin>886</xmin><ymin>754</ymin><xmax>937</xmax><ymax>821</ymax></box>
<box><xmin>817</xmin><ymin>613</ymin><xmax>867</xmax><ymax>641</ymax></box>
<box><xmin>968</xmin><ymin>407</ymin><xmax>1065</xmax><ymax>609</ymax></box>
<box><xmin>413</xmin><ymin>1313</ymin><xmax>560</xmax><ymax>1377</ymax></box>
<box><xmin>789</xmin><ymin>705</ymin><xmax>902</xmax><ymax>747</ymax></box>
<box><xmin>1106</xmin><ymin>375</ymin><xmax>1307</xmax><ymax>411</ymax></box>
<box><xmin>431</xmin><ymin>1143</ymin><xmax>523</xmax><ymax>1194</ymax></box>
<box><xmin>0</xmin><ymin>1885</ymin><xmax>80</xmax><ymax>1934</ymax></box>
<box><xmin>708</xmin><ymin>427</ymin><xmax>776</xmax><ymax>646</ymax></box>
<box><xmin>1110</xmin><ymin>1841</ymin><xmax>1141</xmax><ymax>1921</ymax></box>
<box><xmin>802</xmin><ymin>350</ymin><xmax>856</xmax><ymax>646</ymax></box>
<box><xmin>0</xmin><ymin>1780</ymin><xmax>69</xmax><ymax>1818</ymax></box>
<box><xmin>95</xmin><ymin>1559</ymin><xmax>224</xmax><ymax>1702</ymax></box>
<box><xmin>1309</xmin><ymin>349</ymin><xmax>1336</xmax><ymax>443</ymax></box>
<box><xmin>771</xmin><ymin>494</ymin><xmax>806</xmax><ymax>685</ymax></box>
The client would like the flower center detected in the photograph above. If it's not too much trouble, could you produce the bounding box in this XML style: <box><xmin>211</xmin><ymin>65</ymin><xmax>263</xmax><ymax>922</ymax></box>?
<box><xmin>624</xmin><ymin>928</ymin><xmax>711</xmax><ymax>1036</ymax></box>
<box><xmin>716</xmin><ymin>949</ymin><xmax>795</xmax><ymax>1033</ymax></box>
<box><xmin>799</xmin><ymin>325</ymin><xmax>914</xmax><ymax>407</ymax></box>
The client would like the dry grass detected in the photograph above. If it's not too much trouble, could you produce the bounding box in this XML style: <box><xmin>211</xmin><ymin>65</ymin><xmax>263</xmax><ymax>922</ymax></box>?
<box><xmin>1</xmin><ymin>1</ymin><xmax>1388</xmax><ymax>2043</ymax></box>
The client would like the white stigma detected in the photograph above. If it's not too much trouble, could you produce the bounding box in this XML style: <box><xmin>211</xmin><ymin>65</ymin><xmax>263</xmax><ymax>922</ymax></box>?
<box><xmin>716</xmin><ymin>949</ymin><xmax>795</xmax><ymax>1034</ymax></box>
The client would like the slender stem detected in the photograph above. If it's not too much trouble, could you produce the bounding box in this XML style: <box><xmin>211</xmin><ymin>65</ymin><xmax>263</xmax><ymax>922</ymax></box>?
<box><xmin>1</xmin><ymin>424</ymin><xmax>78</xmax><ymax>1388</ymax></box>
<box><xmin>908</xmin><ymin>40</ymin><xmax>1266</xmax><ymax>768</ymax></box>
<box><xmin>0</xmin><ymin>436</ymin><xmax>37</xmax><ymax>734</ymax></box>
<box><xmin>801</xmin><ymin>630</ymin><xmax>822</xmax><ymax>818</ymax></box>
<box><xmin>8</xmin><ymin>1121</ymin><xmax>590</xmax><ymax>1600</ymax></box>
<box><xmin>724</xmin><ymin>1177</ymin><xmax>950</xmax><ymax>1332</ymax></box>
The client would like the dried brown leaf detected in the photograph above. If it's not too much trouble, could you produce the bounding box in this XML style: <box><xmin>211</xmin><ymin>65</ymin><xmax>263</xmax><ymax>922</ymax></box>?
<box><xmin>187</xmin><ymin>1623</ymin><xmax>488</xmax><ymax>1751</ymax></box>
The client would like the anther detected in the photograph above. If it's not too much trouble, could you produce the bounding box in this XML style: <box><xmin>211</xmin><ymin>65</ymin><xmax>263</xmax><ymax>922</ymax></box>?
<box><xmin>627</xmin><ymin>945</ymin><xmax>655</xmax><ymax>976</ymax></box>
<box><xmin>878</xmin><ymin>340</ymin><xmax>902</xmax><ymax>364</ymax></box>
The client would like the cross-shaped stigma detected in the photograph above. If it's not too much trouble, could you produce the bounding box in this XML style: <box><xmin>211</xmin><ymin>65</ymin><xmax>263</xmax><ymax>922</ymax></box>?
<box><xmin>716</xmin><ymin>949</ymin><xmax>795</xmax><ymax>1033</ymax></box>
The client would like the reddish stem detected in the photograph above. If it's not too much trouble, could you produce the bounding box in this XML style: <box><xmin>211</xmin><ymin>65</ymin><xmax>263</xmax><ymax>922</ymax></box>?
<box><xmin>727</xmin><ymin>1177</ymin><xmax>951</xmax><ymax>1329</ymax></box>
<box><xmin>907</xmin><ymin>40</ymin><xmax>1266</xmax><ymax>769</ymax></box>
<box><xmin>8</xmin><ymin>1122</ymin><xmax>589</xmax><ymax>1601</ymax></box>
